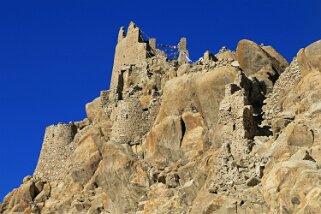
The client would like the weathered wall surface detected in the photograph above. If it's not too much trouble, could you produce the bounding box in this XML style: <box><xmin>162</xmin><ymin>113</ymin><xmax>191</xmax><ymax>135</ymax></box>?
<box><xmin>34</xmin><ymin>123</ymin><xmax>77</xmax><ymax>180</ymax></box>
<box><xmin>109</xmin><ymin>22</ymin><xmax>150</xmax><ymax>97</ymax></box>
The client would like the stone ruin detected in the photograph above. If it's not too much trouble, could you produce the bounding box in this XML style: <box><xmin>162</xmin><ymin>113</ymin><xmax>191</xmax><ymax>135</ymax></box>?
<box><xmin>108</xmin><ymin>21</ymin><xmax>189</xmax><ymax>103</ymax></box>
<box><xmin>3</xmin><ymin>22</ymin><xmax>321</xmax><ymax>214</ymax></box>
<box><xmin>209</xmin><ymin>71</ymin><xmax>268</xmax><ymax>198</ymax></box>
<box><xmin>34</xmin><ymin>21</ymin><xmax>190</xmax><ymax>181</ymax></box>
<box><xmin>34</xmin><ymin>123</ymin><xmax>77</xmax><ymax>180</ymax></box>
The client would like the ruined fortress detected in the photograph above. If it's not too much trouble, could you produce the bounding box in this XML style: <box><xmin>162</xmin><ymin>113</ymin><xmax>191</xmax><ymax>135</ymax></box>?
<box><xmin>2</xmin><ymin>22</ymin><xmax>321</xmax><ymax>214</ymax></box>
<box><xmin>33</xmin><ymin>22</ymin><xmax>191</xmax><ymax>182</ymax></box>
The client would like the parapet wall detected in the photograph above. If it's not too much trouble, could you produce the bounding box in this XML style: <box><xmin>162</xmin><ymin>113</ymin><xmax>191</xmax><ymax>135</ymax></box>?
<box><xmin>34</xmin><ymin>123</ymin><xmax>77</xmax><ymax>180</ymax></box>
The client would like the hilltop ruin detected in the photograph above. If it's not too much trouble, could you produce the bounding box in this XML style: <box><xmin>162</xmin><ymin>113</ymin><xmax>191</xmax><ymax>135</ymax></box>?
<box><xmin>1</xmin><ymin>22</ymin><xmax>321</xmax><ymax>214</ymax></box>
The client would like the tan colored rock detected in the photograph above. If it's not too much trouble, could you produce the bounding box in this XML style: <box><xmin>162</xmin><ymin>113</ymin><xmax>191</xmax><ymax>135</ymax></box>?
<box><xmin>142</xmin><ymin>184</ymin><xmax>186</xmax><ymax>213</ymax></box>
<box><xmin>271</xmin><ymin>117</ymin><xmax>292</xmax><ymax>139</ymax></box>
<box><xmin>262</xmin><ymin>160</ymin><xmax>321</xmax><ymax>213</ymax></box>
<box><xmin>0</xmin><ymin>178</ymin><xmax>48</xmax><ymax>213</ymax></box>
<box><xmin>203</xmin><ymin>50</ymin><xmax>217</xmax><ymax>62</ymax></box>
<box><xmin>267</xmin><ymin>122</ymin><xmax>315</xmax><ymax>167</ymax></box>
<box><xmin>70</xmin><ymin>134</ymin><xmax>102</xmax><ymax>185</ymax></box>
<box><xmin>144</xmin><ymin>116</ymin><xmax>184</xmax><ymax>166</ymax></box>
<box><xmin>85</xmin><ymin>97</ymin><xmax>104</xmax><ymax>123</ymax></box>
<box><xmin>139</xmin><ymin>95</ymin><xmax>152</xmax><ymax>110</ymax></box>
<box><xmin>231</xmin><ymin>60</ymin><xmax>240</xmax><ymax>67</ymax></box>
<box><xmin>287</xmin><ymin>123</ymin><xmax>314</xmax><ymax>147</ymax></box>
<box><xmin>237</xmin><ymin>40</ymin><xmax>279</xmax><ymax>75</ymax></box>
<box><xmin>34</xmin><ymin>182</ymin><xmax>50</xmax><ymax>203</ymax></box>
<box><xmin>181</xmin><ymin>111</ymin><xmax>208</xmax><ymax>159</ymax></box>
<box><xmin>94</xmin><ymin>142</ymin><xmax>149</xmax><ymax>214</ymax></box>
<box><xmin>155</xmin><ymin>66</ymin><xmax>238</xmax><ymax>129</ymax></box>
<box><xmin>144</xmin><ymin>66</ymin><xmax>238</xmax><ymax>167</ymax></box>
<box><xmin>236</xmin><ymin>39</ymin><xmax>288</xmax><ymax>93</ymax></box>
<box><xmin>262</xmin><ymin>45</ymin><xmax>289</xmax><ymax>71</ymax></box>
<box><xmin>215</xmin><ymin>48</ymin><xmax>236</xmax><ymax>61</ymax></box>
<box><xmin>177</xmin><ymin>63</ymin><xmax>191</xmax><ymax>76</ymax></box>
<box><xmin>297</xmin><ymin>40</ymin><xmax>321</xmax><ymax>76</ymax></box>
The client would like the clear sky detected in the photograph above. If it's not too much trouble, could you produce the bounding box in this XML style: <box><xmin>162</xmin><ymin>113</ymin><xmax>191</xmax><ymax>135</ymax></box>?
<box><xmin>0</xmin><ymin>0</ymin><xmax>321</xmax><ymax>201</ymax></box>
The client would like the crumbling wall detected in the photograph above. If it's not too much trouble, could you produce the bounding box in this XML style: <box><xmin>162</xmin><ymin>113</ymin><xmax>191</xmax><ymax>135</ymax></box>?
<box><xmin>217</xmin><ymin>72</ymin><xmax>257</xmax><ymax>155</ymax></box>
<box><xmin>209</xmin><ymin>72</ymin><xmax>268</xmax><ymax>196</ymax></box>
<box><xmin>100</xmin><ymin>90</ymin><xmax>110</xmax><ymax>107</ymax></box>
<box><xmin>109</xmin><ymin>22</ymin><xmax>152</xmax><ymax>97</ymax></box>
<box><xmin>177</xmin><ymin>37</ymin><xmax>189</xmax><ymax>65</ymax></box>
<box><xmin>109</xmin><ymin>97</ymin><xmax>160</xmax><ymax>145</ymax></box>
<box><xmin>34</xmin><ymin>123</ymin><xmax>77</xmax><ymax>180</ymax></box>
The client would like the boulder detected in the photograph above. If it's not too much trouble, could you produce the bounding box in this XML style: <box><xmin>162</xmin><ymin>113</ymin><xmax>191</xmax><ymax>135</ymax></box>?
<box><xmin>297</xmin><ymin>40</ymin><xmax>321</xmax><ymax>76</ymax></box>
<box><xmin>236</xmin><ymin>39</ymin><xmax>288</xmax><ymax>93</ymax></box>
<box><xmin>261</xmin><ymin>45</ymin><xmax>289</xmax><ymax>71</ymax></box>
<box><xmin>181</xmin><ymin>111</ymin><xmax>209</xmax><ymax>159</ymax></box>
<box><xmin>0</xmin><ymin>178</ymin><xmax>46</xmax><ymax>213</ymax></box>
<box><xmin>177</xmin><ymin>64</ymin><xmax>191</xmax><ymax>76</ymax></box>
<box><xmin>85</xmin><ymin>97</ymin><xmax>104</xmax><ymax>123</ymax></box>
<box><xmin>155</xmin><ymin>66</ymin><xmax>238</xmax><ymax>129</ymax></box>
<box><xmin>262</xmin><ymin>160</ymin><xmax>321</xmax><ymax>213</ymax></box>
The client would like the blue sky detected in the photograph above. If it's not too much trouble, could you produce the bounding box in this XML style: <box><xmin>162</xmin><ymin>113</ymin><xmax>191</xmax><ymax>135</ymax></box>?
<box><xmin>0</xmin><ymin>0</ymin><xmax>321</xmax><ymax>201</ymax></box>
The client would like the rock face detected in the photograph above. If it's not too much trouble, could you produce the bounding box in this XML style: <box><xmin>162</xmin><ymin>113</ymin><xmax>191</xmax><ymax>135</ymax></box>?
<box><xmin>236</xmin><ymin>39</ymin><xmax>288</xmax><ymax>94</ymax></box>
<box><xmin>2</xmin><ymin>22</ymin><xmax>321</xmax><ymax>214</ymax></box>
<box><xmin>297</xmin><ymin>40</ymin><xmax>321</xmax><ymax>76</ymax></box>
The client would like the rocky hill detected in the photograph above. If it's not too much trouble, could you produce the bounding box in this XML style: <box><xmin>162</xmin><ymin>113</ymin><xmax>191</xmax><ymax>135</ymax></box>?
<box><xmin>1</xmin><ymin>22</ymin><xmax>321</xmax><ymax>214</ymax></box>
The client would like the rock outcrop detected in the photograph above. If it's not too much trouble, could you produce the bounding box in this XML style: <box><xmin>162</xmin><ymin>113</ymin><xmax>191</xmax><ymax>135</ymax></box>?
<box><xmin>2</xmin><ymin>22</ymin><xmax>321</xmax><ymax>214</ymax></box>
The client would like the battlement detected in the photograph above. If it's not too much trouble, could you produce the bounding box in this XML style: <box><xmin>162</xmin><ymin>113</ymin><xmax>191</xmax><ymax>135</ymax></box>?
<box><xmin>109</xmin><ymin>22</ymin><xmax>189</xmax><ymax>96</ymax></box>
<box><xmin>110</xmin><ymin>22</ymin><xmax>151</xmax><ymax>92</ymax></box>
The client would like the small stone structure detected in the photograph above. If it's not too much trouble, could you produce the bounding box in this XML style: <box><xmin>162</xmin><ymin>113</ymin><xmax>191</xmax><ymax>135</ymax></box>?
<box><xmin>177</xmin><ymin>37</ymin><xmax>190</xmax><ymax>64</ymax></box>
<box><xmin>218</xmin><ymin>71</ymin><xmax>256</xmax><ymax>141</ymax></box>
<box><xmin>203</xmin><ymin>50</ymin><xmax>217</xmax><ymax>62</ymax></box>
<box><xmin>34</xmin><ymin>123</ymin><xmax>77</xmax><ymax>180</ymax></box>
<box><xmin>209</xmin><ymin>71</ymin><xmax>267</xmax><ymax>195</ymax></box>
<box><xmin>109</xmin><ymin>97</ymin><xmax>160</xmax><ymax>145</ymax></box>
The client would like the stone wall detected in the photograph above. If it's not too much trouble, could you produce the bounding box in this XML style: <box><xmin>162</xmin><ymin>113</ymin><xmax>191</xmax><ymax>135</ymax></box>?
<box><xmin>217</xmin><ymin>72</ymin><xmax>257</xmax><ymax>153</ymax></box>
<box><xmin>100</xmin><ymin>90</ymin><xmax>110</xmax><ymax>107</ymax></box>
<box><xmin>109</xmin><ymin>22</ymin><xmax>152</xmax><ymax>96</ymax></box>
<box><xmin>208</xmin><ymin>71</ymin><xmax>267</xmax><ymax>196</ymax></box>
<box><xmin>110</xmin><ymin>97</ymin><xmax>160</xmax><ymax>145</ymax></box>
<box><xmin>263</xmin><ymin>58</ymin><xmax>302</xmax><ymax>122</ymax></box>
<box><xmin>34</xmin><ymin>123</ymin><xmax>77</xmax><ymax>180</ymax></box>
